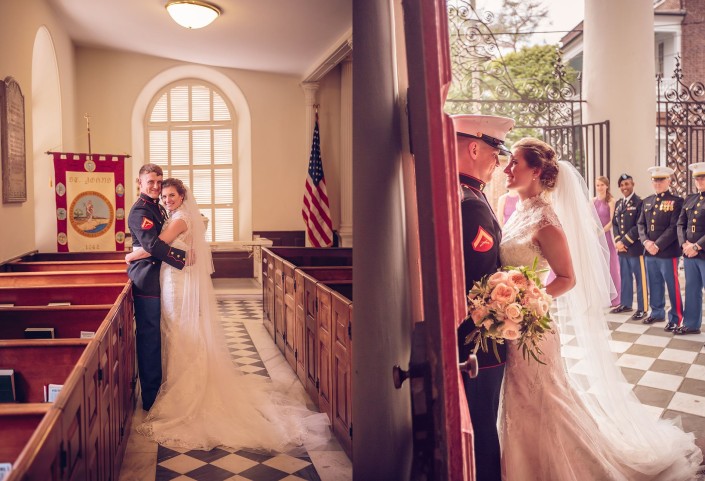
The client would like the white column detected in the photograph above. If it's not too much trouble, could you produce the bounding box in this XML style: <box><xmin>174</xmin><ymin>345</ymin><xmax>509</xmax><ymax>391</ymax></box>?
<box><xmin>301</xmin><ymin>82</ymin><xmax>319</xmax><ymax>247</ymax></box>
<box><xmin>583</xmin><ymin>0</ymin><xmax>655</xmax><ymax>189</ymax></box>
<box><xmin>338</xmin><ymin>56</ymin><xmax>353</xmax><ymax>247</ymax></box>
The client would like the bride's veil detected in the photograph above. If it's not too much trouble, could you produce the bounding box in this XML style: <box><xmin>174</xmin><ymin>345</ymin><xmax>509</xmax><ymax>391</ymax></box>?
<box><xmin>551</xmin><ymin>161</ymin><xmax>701</xmax><ymax>474</ymax></box>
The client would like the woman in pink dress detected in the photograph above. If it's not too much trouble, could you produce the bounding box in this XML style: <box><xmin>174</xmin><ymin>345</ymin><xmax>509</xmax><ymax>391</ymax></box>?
<box><xmin>593</xmin><ymin>176</ymin><xmax>621</xmax><ymax>306</ymax></box>
<box><xmin>497</xmin><ymin>189</ymin><xmax>519</xmax><ymax>226</ymax></box>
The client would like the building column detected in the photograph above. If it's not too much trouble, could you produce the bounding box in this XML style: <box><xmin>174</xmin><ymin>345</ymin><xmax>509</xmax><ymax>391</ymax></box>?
<box><xmin>301</xmin><ymin>82</ymin><xmax>319</xmax><ymax>247</ymax></box>
<box><xmin>338</xmin><ymin>56</ymin><xmax>353</xmax><ymax>247</ymax></box>
<box><xmin>582</xmin><ymin>0</ymin><xmax>655</xmax><ymax>188</ymax></box>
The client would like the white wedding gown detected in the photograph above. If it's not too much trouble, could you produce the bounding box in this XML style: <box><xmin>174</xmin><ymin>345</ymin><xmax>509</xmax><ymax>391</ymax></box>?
<box><xmin>137</xmin><ymin>207</ymin><xmax>330</xmax><ymax>453</ymax></box>
<box><xmin>499</xmin><ymin>194</ymin><xmax>701</xmax><ymax>481</ymax></box>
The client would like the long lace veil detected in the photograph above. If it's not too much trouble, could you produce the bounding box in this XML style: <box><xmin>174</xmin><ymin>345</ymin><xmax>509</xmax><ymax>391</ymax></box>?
<box><xmin>551</xmin><ymin>161</ymin><xmax>701</xmax><ymax>475</ymax></box>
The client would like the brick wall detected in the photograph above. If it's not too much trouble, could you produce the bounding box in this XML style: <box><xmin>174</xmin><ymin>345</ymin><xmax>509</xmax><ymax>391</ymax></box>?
<box><xmin>682</xmin><ymin>0</ymin><xmax>705</xmax><ymax>86</ymax></box>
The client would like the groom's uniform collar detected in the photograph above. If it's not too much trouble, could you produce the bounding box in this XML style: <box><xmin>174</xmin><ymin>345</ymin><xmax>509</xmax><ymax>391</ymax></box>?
<box><xmin>459</xmin><ymin>173</ymin><xmax>486</xmax><ymax>192</ymax></box>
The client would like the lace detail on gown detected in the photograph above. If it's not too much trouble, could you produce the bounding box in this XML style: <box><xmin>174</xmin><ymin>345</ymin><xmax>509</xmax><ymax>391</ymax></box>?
<box><xmin>499</xmin><ymin>195</ymin><xmax>700</xmax><ymax>481</ymax></box>
<box><xmin>137</xmin><ymin>206</ymin><xmax>329</xmax><ymax>453</ymax></box>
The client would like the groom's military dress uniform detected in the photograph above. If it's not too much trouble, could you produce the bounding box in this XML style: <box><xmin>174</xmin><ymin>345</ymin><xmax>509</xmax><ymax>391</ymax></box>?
<box><xmin>612</xmin><ymin>191</ymin><xmax>648</xmax><ymax>315</ymax></box>
<box><xmin>457</xmin><ymin>174</ymin><xmax>507</xmax><ymax>481</ymax></box>
<box><xmin>637</xmin><ymin>169</ymin><xmax>683</xmax><ymax>331</ymax></box>
<box><xmin>128</xmin><ymin>193</ymin><xmax>187</xmax><ymax>410</ymax></box>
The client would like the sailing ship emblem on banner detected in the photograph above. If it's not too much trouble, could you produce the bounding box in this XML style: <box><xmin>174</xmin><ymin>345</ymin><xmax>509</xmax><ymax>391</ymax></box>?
<box><xmin>52</xmin><ymin>152</ymin><xmax>127</xmax><ymax>251</ymax></box>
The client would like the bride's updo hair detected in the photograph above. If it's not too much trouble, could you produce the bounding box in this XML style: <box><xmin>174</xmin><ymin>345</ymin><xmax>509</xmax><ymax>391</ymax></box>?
<box><xmin>512</xmin><ymin>138</ymin><xmax>559</xmax><ymax>190</ymax></box>
<box><xmin>162</xmin><ymin>178</ymin><xmax>188</xmax><ymax>199</ymax></box>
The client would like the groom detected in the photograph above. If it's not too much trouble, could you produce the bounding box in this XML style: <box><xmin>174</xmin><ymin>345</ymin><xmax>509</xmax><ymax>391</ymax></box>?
<box><xmin>452</xmin><ymin>114</ymin><xmax>515</xmax><ymax>481</ymax></box>
<box><xmin>127</xmin><ymin>163</ymin><xmax>187</xmax><ymax>410</ymax></box>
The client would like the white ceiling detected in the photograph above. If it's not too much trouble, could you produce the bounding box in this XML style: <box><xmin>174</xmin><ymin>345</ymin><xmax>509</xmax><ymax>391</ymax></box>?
<box><xmin>46</xmin><ymin>0</ymin><xmax>352</xmax><ymax>77</ymax></box>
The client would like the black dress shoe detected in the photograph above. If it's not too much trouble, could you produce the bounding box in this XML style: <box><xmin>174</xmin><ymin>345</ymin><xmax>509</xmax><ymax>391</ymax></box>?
<box><xmin>664</xmin><ymin>323</ymin><xmax>678</xmax><ymax>332</ymax></box>
<box><xmin>610</xmin><ymin>305</ymin><xmax>633</xmax><ymax>314</ymax></box>
<box><xmin>676</xmin><ymin>326</ymin><xmax>701</xmax><ymax>335</ymax></box>
<box><xmin>631</xmin><ymin>310</ymin><xmax>647</xmax><ymax>320</ymax></box>
<box><xmin>642</xmin><ymin>316</ymin><xmax>665</xmax><ymax>324</ymax></box>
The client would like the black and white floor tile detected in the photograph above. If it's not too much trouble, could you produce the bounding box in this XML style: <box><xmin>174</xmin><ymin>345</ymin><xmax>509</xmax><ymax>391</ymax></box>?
<box><xmin>604</xmin><ymin>305</ymin><xmax>705</xmax><ymax>457</ymax></box>
<box><xmin>134</xmin><ymin>298</ymin><xmax>330</xmax><ymax>481</ymax></box>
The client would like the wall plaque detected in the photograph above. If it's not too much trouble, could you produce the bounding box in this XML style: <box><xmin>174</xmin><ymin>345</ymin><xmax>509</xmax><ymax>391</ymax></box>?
<box><xmin>0</xmin><ymin>76</ymin><xmax>27</xmax><ymax>203</ymax></box>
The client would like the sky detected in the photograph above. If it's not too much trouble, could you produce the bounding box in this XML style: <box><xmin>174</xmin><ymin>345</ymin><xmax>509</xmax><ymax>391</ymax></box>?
<box><xmin>476</xmin><ymin>0</ymin><xmax>585</xmax><ymax>45</ymax></box>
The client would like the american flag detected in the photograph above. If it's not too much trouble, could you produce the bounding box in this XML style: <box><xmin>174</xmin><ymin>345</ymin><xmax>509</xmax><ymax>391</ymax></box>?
<box><xmin>302</xmin><ymin>114</ymin><xmax>333</xmax><ymax>247</ymax></box>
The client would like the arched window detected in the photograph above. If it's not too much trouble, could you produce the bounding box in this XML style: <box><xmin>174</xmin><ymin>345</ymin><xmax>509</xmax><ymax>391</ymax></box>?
<box><xmin>145</xmin><ymin>80</ymin><xmax>235</xmax><ymax>242</ymax></box>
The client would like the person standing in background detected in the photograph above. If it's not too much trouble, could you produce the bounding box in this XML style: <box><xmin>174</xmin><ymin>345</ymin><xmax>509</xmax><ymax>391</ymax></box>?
<box><xmin>593</xmin><ymin>176</ymin><xmax>621</xmax><ymax>307</ymax></box>
<box><xmin>497</xmin><ymin>189</ymin><xmax>519</xmax><ymax>227</ymax></box>
<box><xmin>611</xmin><ymin>174</ymin><xmax>648</xmax><ymax>320</ymax></box>
<box><xmin>637</xmin><ymin>166</ymin><xmax>684</xmax><ymax>332</ymax></box>
<box><xmin>676</xmin><ymin>162</ymin><xmax>705</xmax><ymax>335</ymax></box>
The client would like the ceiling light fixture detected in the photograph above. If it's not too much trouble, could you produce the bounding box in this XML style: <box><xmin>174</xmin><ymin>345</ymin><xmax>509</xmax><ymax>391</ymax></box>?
<box><xmin>166</xmin><ymin>0</ymin><xmax>221</xmax><ymax>29</ymax></box>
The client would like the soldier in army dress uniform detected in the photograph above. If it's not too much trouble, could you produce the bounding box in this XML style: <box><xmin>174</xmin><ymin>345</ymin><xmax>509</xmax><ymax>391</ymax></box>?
<box><xmin>676</xmin><ymin>162</ymin><xmax>705</xmax><ymax>335</ymax></box>
<box><xmin>611</xmin><ymin>173</ymin><xmax>648</xmax><ymax>320</ymax></box>
<box><xmin>127</xmin><ymin>164</ymin><xmax>188</xmax><ymax>410</ymax></box>
<box><xmin>452</xmin><ymin>114</ymin><xmax>515</xmax><ymax>481</ymax></box>
<box><xmin>637</xmin><ymin>166</ymin><xmax>684</xmax><ymax>332</ymax></box>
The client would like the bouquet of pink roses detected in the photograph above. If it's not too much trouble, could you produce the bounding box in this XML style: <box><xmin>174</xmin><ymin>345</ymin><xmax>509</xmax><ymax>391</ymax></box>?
<box><xmin>464</xmin><ymin>258</ymin><xmax>554</xmax><ymax>364</ymax></box>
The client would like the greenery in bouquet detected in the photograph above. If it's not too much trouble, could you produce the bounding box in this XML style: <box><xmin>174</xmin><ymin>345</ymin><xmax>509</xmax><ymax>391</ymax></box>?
<box><xmin>464</xmin><ymin>258</ymin><xmax>554</xmax><ymax>364</ymax></box>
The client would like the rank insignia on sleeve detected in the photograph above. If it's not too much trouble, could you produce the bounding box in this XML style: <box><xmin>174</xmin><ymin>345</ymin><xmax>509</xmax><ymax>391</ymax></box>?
<box><xmin>141</xmin><ymin>217</ymin><xmax>155</xmax><ymax>230</ymax></box>
<box><xmin>472</xmin><ymin>226</ymin><xmax>494</xmax><ymax>252</ymax></box>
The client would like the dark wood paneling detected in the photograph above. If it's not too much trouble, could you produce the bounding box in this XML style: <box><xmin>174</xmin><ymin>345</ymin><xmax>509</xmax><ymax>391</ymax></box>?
<box><xmin>211</xmin><ymin>250</ymin><xmax>253</xmax><ymax>278</ymax></box>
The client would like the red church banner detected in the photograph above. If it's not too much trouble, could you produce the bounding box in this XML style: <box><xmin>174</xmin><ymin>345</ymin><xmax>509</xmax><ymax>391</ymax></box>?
<box><xmin>52</xmin><ymin>152</ymin><xmax>126</xmax><ymax>252</ymax></box>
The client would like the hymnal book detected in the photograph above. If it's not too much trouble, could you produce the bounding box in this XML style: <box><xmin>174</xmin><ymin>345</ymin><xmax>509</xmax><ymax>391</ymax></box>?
<box><xmin>24</xmin><ymin>327</ymin><xmax>55</xmax><ymax>339</ymax></box>
<box><xmin>0</xmin><ymin>462</ymin><xmax>12</xmax><ymax>481</ymax></box>
<box><xmin>44</xmin><ymin>384</ymin><xmax>63</xmax><ymax>403</ymax></box>
<box><xmin>80</xmin><ymin>331</ymin><xmax>95</xmax><ymax>339</ymax></box>
<box><xmin>0</xmin><ymin>370</ymin><xmax>16</xmax><ymax>403</ymax></box>
<box><xmin>47</xmin><ymin>302</ymin><xmax>70</xmax><ymax>306</ymax></box>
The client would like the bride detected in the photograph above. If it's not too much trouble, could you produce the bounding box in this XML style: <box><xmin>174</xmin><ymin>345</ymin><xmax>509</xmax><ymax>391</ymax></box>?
<box><xmin>499</xmin><ymin>138</ymin><xmax>702</xmax><ymax>480</ymax></box>
<box><xmin>126</xmin><ymin>177</ymin><xmax>329</xmax><ymax>453</ymax></box>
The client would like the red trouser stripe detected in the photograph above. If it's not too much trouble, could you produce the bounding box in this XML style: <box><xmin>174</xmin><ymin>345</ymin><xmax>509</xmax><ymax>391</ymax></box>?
<box><xmin>672</xmin><ymin>257</ymin><xmax>683</xmax><ymax>325</ymax></box>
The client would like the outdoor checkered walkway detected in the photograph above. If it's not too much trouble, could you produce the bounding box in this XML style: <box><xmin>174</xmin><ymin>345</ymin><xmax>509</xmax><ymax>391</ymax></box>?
<box><xmin>604</xmin><ymin>308</ymin><xmax>705</xmax><ymax>457</ymax></box>
<box><xmin>152</xmin><ymin>299</ymin><xmax>322</xmax><ymax>481</ymax></box>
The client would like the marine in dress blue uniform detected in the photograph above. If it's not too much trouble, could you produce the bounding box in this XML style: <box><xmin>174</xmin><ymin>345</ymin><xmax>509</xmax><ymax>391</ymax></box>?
<box><xmin>128</xmin><ymin>190</ymin><xmax>187</xmax><ymax>410</ymax></box>
<box><xmin>676</xmin><ymin>162</ymin><xmax>705</xmax><ymax>335</ymax></box>
<box><xmin>637</xmin><ymin>166</ymin><xmax>683</xmax><ymax>331</ymax></box>
<box><xmin>452</xmin><ymin>114</ymin><xmax>514</xmax><ymax>481</ymax></box>
<box><xmin>611</xmin><ymin>173</ymin><xmax>648</xmax><ymax>320</ymax></box>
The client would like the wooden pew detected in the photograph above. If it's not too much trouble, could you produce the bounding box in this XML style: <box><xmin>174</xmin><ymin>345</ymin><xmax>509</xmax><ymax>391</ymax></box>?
<box><xmin>0</xmin><ymin>270</ymin><xmax>128</xmax><ymax>287</ymax></box>
<box><xmin>330</xmin><ymin>284</ymin><xmax>353</xmax><ymax>458</ymax></box>
<box><xmin>295</xmin><ymin>268</ymin><xmax>353</xmax><ymax>401</ymax></box>
<box><xmin>0</xmin><ymin>406</ymin><xmax>62</xmax><ymax>481</ymax></box>
<box><xmin>0</xmin><ymin>305</ymin><xmax>111</xmax><ymax>339</ymax></box>
<box><xmin>3</xmin><ymin>260</ymin><xmax>127</xmax><ymax>272</ymax></box>
<box><xmin>315</xmin><ymin>282</ymin><xmax>352</xmax><ymax>440</ymax></box>
<box><xmin>0</xmin><ymin>284</ymin><xmax>125</xmax><ymax>306</ymax></box>
<box><xmin>262</xmin><ymin>247</ymin><xmax>352</xmax><ymax>342</ymax></box>
<box><xmin>18</xmin><ymin>251</ymin><xmax>126</xmax><ymax>262</ymax></box>
<box><xmin>0</xmin><ymin>281</ymin><xmax>135</xmax><ymax>481</ymax></box>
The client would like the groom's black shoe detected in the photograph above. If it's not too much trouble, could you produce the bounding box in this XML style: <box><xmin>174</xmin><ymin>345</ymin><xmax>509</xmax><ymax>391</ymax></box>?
<box><xmin>676</xmin><ymin>326</ymin><xmax>701</xmax><ymax>335</ymax></box>
<box><xmin>610</xmin><ymin>305</ymin><xmax>633</xmax><ymax>314</ymax></box>
<box><xmin>630</xmin><ymin>310</ymin><xmax>647</xmax><ymax>321</ymax></box>
<box><xmin>664</xmin><ymin>323</ymin><xmax>678</xmax><ymax>332</ymax></box>
<box><xmin>642</xmin><ymin>316</ymin><xmax>665</xmax><ymax>324</ymax></box>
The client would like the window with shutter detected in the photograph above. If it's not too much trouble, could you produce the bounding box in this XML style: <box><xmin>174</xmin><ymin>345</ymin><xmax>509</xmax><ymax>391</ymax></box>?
<box><xmin>145</xmin><ymin>80</ymin><xmax>236</xmax><ymax>242</ymax></box>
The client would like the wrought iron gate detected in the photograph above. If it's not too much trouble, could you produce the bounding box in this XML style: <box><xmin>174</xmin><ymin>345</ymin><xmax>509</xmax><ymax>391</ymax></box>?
<box><xmin>657</xmin><ymin>57</ymin><xmax>705</xmax><ymax>196</ymax></box>
<box><xmin>445</xmin><ymin>1</ymin><xmax>609</xmax><ymax>190</ymax></box>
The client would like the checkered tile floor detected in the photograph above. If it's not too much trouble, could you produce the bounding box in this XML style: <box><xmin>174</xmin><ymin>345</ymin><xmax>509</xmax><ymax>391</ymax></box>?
<box><xmin>603</xmin><ymin>307</ymin><xmax>705</xmax><ymax>457</ymax></box>
<box><xmin>152</xmin><ymin>299</ymin><xmax>321</xmax><ymax>481</ymax></box>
